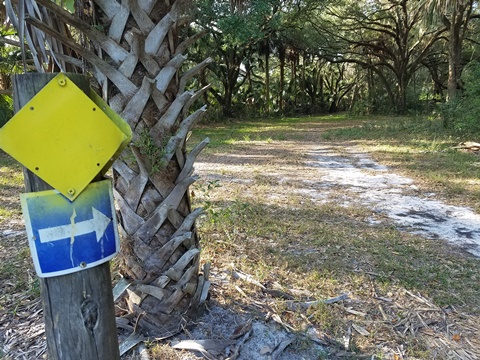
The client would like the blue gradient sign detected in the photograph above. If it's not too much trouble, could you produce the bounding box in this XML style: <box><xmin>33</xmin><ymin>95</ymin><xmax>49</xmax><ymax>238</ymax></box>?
<box><xmin>20</xmin><ymin>179</ymin><xmax>119</xmax><ymax>277</ymax></box>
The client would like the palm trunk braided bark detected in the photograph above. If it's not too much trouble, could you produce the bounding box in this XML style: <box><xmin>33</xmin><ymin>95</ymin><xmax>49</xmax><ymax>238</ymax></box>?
<box><xmin>95</xmin><ymin>0</ymin><xmax>211</xmax><ymax>336</ymax></box>
<box><xmin>11</xmin><ymin>0</ymin><xmax>211</xmax><ymax>337</ymax></box>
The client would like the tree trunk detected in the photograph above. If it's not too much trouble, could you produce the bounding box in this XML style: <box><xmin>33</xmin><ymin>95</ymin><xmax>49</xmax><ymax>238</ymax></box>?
<box><xmin>265</xmin><ymin>50</ymin><xmax>270</xmax><ymax>114</ymax></box>
<box><xmin>396</xmin><ymin>86</ymin><xmax>407</xmax><ymax>115</ymax></box>
<box><xmin>218</xmin><ymin>47</ymin><xmax>243</xmax><ymax>117</ymax></box>
<box><xmin>14</xmin><ymin>73</ymin><xmax>120</xmax><ymax>360</ymax></box>
<box><xmin>291</xmin><ymin>55</ymin><xmax>297</xmax><ymax>108</ymax></box>
<box><xmin>279</xmin><ymin>47</ymin><xmax>285</xmax><ymax>113</ymax></box>
<box><xmin>447</xmin><ymin>5</ymin><xmax>465</xmax><ymax>102</ymax></box>
<box><xmin>319</xmin><ymin>73</ymin><xmax>324</xmax><ymax>111</ymax></box>
<box><xmin>222</xmin><ymin>84</ymin><xmax>234</xmax><ymax>117</ymax></box>
<box><xmin>300</xmin><ymin>51</ymin><xmax>306</xmax><ymax>108</ymax></box>
<box><xmin>92</xmin><ymin>0</ymin><xmax>211</xmax><ymax>336</ymax></box>
<box><xmin>14</xmin><ymin>0</ymin><xmax>211</xmax><ymax>338</ymax></box>
<box><xmin>374</xmin><ymin>66</ymin><xmax>396</xmax><ymax>112</ymax></box>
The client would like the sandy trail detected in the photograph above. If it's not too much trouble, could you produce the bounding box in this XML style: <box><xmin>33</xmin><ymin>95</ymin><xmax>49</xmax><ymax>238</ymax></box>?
<box><xmin>3</xmin><ymin>140</ymin><xmax>480</xmax><ymax>359</ymax></box>
<box><xmin>298</xmin><ymin>145</ymin><xmax>480</xmax><ymax>257</ymax></box>
<box><xmin>184</xmin><ymin>141</ymin><xmax>480</xmax><ymax>359</ymax></box>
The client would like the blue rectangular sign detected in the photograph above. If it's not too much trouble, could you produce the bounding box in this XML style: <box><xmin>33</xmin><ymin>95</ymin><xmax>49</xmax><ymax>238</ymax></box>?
<box><xmin>20</xmin><ymin>179</ymin><xmax>119</xmax><ymax>277</ymax></box>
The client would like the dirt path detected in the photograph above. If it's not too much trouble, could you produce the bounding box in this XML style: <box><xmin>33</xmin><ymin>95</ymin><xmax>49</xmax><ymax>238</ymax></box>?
<box><xmin>300</xmin><ymin>144</ymin><xmax>480</xmax><ymax>257</ymax></box>
<box><xmin>190</xmin><ymin>139</ymin><xmax>480</xmax><ymax>360</ymax></box>
<box><xmin>197</xmin><ymin>141</ymin><xmax>480</xmax><ymax>258</ymax></box>
<box><xmin>2</xmin><ymin>135</ymin><xmax>480</xmax><ymax>359</ymax></box>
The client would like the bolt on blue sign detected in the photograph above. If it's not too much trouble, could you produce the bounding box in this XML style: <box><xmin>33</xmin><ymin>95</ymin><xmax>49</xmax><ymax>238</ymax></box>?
<box><xmin>20</xmin><ymin>179</ymin><xmax>119</xmax><ymax>277</ymax></box>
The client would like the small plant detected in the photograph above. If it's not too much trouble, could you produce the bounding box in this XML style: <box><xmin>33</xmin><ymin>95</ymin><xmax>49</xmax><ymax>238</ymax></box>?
<box><xmin>192</xmin><ymin>179</ymin><xmax>222</xmax><ymax>221</ymax></box>
<box><xmin>439</xmin><ymin>61</ymin><xmax>480</xmax><ymax>134</ymax></box>
<box><xmin>306</xmin><ymin>302</ymin><xmax>336</xmax><ymax>328</ymax></box>
<box><xmin>134</xmin><ymin>129</ymin><xmax>167</xmax><ymax>174</ymax></box>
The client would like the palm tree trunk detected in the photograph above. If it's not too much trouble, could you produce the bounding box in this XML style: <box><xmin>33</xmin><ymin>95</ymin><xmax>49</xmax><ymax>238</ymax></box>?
<box><xmin>95</xmin><ymin>0</ymin><xmax>211</xmax><ymax>336</ymax></box>
<box><xmin>11</xmin><ymin>0</ymin><xmax>210</xmax><ymax>337</ymax></box>
<box><xmin>265</xmin><ymin>46</ymin><xmax>270</xmax><ymax>114</ymax></box>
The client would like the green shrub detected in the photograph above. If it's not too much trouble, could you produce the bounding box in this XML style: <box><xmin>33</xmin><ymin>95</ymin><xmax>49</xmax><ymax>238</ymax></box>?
<box><xmin>0</xmin><ymin>95</ymin><xmax>13</xmax><ymax>128</ymax></box>
<box><xmin>442</xmin><ymin>61</ymin><xmax>480</xmax><ymax>135</ymax></box>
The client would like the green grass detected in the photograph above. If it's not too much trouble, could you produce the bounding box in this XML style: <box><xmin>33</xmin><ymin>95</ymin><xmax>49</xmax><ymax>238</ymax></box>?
<box><xmin>192</xmin><ymin>115</ymin><xmax>480</xmax><ymax>213</ymax></box>
<box><xmin>0</xmin><ymin>151</ymin><xmax>23</xmax><ymax>224</ymax></box>
<box><xmin>195</xmin><ymin>193</ymin><xmax>480</xmax><ymax>356</ymax></box>
<box><xmin>2</xmin><ymin>115</ymin><xmax>479</xmax><ymax>358</ymax></box>
<box><xmin>0</xmin><ymin>151</ymin><xmax>37</xmax><ymax>313</ymax></box>
<box><xmin>193</xmin><ymin>114</ymin><xmax>357</xmax><ymax>149</ymax></box>
<box><xmin>190</xmin><ymin>114</ymin><xmax>480</xmax><ymax>357</ymax></box>
<box><xmin>319</xmin><ymin>115</ymin><xmax>480</xmax><ymax>211</ymax></box>
<box><xmin>199</xmin><ymin>199</ymin><xmax>480</xmax><ymax>308</ymax></box>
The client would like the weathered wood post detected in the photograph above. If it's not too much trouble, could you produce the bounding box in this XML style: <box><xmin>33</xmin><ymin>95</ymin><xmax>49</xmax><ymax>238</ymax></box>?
<box><xmin>11</xmin><ymin>73</ymin><xmax>121</xmax><ymax>360</ymax></box>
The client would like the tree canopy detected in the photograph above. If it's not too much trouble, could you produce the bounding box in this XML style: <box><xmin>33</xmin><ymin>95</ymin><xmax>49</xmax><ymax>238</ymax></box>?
<box><xmin>187</xmin><ymin>0</ymin><xmax>480</xmax><ymax>120</ymax></box>
<box><xmin>2</xmin><ymin>0</ymin><xmax>480</xmax><ymax>123</ymax></box>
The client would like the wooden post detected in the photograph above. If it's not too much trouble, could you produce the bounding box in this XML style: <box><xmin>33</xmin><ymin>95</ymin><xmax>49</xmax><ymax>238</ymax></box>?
<box><xmin>13</xmin><ymin>73</ymin><xmax>120</xmax><ymax>360</ymax></box>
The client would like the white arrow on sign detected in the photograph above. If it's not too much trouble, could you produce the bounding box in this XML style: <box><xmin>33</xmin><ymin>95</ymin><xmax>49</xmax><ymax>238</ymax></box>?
<box><xmin>38</xmin><ymin>207</ymin><xmax>111</xmax><ymax>243</ymax></box>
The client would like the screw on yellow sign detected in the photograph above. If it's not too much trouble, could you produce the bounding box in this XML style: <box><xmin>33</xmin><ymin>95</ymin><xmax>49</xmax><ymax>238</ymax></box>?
<box><xmin>0</xmin><ymin>74</ymin><xmax>132</xmax><ymax>200</ymax></box>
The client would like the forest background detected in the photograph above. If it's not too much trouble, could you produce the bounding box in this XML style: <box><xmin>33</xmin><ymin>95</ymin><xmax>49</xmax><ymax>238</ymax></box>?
<box><xmin>2</xmin><ymin>0</ymin><xmax>480</xmax><ymax>130</ymax></box>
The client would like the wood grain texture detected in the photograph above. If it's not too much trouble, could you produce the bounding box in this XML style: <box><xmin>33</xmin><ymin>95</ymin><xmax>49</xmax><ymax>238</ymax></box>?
<box><xmin>13</xmin><ymin>73</ymin><xmax>120</xmax><ymax>360</ymax></box>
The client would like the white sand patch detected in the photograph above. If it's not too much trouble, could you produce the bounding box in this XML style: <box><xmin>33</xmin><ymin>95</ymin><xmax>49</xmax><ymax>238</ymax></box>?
<box><xmin>182</xmin><ymin>306</ymin><xmax>325</xmax><ymax>360</ymax></box>
<box><xmin>304</xmin><ymin>145</ymin><xmax>480</xmax><ymax>257</ymax></box>
<box><xmin>0</xmin><ymin>229</ymin><xmax>24</xmax><ymax>238</ymax></box>
<box><xmin>196</xmin><ymin>144</ymin><xmax>480</xmax><ymax>256</ymax></box>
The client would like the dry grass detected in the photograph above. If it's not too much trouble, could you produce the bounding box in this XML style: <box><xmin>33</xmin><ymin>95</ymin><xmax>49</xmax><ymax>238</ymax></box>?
<box><xmin>1</xmin><ymin>115</ymin><xmax>480</xmax><ymax>359</ymax></box>
<box><xmin>0</xmin><ymin>151</ymin><xmax>45</xmax><ymax>359</ymax></box>
<box><xmin>186</xmin><ymin>115</ymin><xmax>480</xmax><ymax>358</ymax></box>
<box><xmin>323</xmin><ymin>116</ymin><xmax>480</xmax><ymax>212</ymax></box>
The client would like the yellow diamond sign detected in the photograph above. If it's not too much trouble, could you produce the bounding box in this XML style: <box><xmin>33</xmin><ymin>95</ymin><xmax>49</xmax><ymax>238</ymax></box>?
<box><xmin>0</xmin><ymin>74</ymin><xmax>132</xmax><ymax>200</ymax></box>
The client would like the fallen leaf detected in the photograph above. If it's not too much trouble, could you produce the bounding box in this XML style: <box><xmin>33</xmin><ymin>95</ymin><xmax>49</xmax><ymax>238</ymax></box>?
<box><xmin>231</xmin><ymin>319</ymin><xmax>252</xmax><ymax>339</ymax></box>
<box><xmin>352</xmin><ymin>323</ymin><xmax>370</xmax><ymax>336</ymax></box>
<box><xmin>452</xmin><ymin>333</ymin><xmax>461</xmax><ymax>341</ymax></box>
